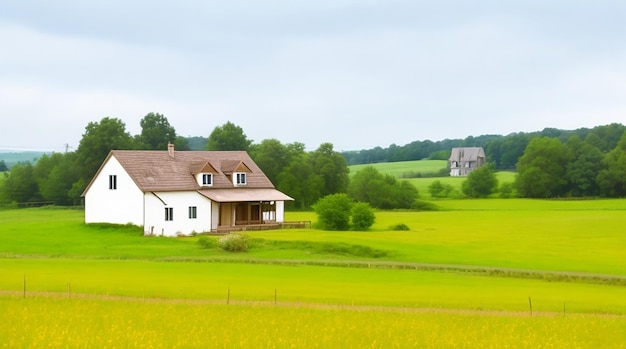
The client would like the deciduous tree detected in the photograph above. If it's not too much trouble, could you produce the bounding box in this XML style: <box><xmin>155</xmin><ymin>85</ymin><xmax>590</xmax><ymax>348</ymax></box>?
<box><xmin>461</xmin><ymin>163</ymin><xmax>498</xmax><ymax>198</ymax></box>
<box><xmin>597</xmin><ymin>131</ymin><xmax>626</xmax><ymax>197</ymax></box>
<box><xmin>206</xmin><ymin>121</ymin><xmax>252</xmax><ymax>151</ymax></box>
<box><xmin>137</xmin><ymin>112</ymin><xmax>178</xmax><ymax>150</ymax></box>
<box><xmin>515</xmin><ymin>137</ymin><xmax>571</xmax><ymax>198</ymax></box>
<box><xmin>310</xmin><ymin>143</ymin><xmax>349</xmax><ymax>196</ymax></box>
<box><xmin>75</xmin><ymin>117</ymin><xmax>134</xmax><ymax>182</ymax></box>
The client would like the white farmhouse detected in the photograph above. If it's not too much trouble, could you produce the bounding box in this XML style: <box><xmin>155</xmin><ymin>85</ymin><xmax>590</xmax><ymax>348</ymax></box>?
<box><xmin>82</xmin><ymin>144</ymin><xmax>293</xmax><ymax>236</ymax></box>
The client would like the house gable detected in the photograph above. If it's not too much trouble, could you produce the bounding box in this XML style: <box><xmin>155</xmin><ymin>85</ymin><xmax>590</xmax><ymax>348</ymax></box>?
<box><xmin>449</xmin><ymin>147</ymin><xmax>486</xmax><ymax>176</ymax></box>
<box><xmin>83</xmin><ymin>147</ymin><xmax>293</xmax><ymax>237</ymax></box>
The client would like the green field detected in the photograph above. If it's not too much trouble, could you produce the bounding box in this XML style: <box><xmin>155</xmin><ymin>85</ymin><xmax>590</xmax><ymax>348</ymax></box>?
<box><xmin>348</xmin><ymin>160</ymin><xmax>517</xmax><ymax>196</ymax></box>
<box><xmin>349</xmin><ymin>160</ymin><xmax>448</xmax><ymax>177</ymax></box>
<box><xmin>1</xmin><ymin>201</ymin><xmax>625</xmax><ymax>347</ymax></box>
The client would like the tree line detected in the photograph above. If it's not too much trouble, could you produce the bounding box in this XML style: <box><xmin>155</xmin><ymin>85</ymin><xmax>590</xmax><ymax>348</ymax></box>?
<box><xmin>1</xmin><ymin>113</ymin><xmax>624</xmax><ymax>207</ymax></box>
<box><xmin>0</xmin><ymin>115</ymin><xmax>419</xmax><ymax>210</ymax></box>
<box><xmin>342</xmin><ymin>123</ymin><xmax>626</xmax><ymax>169</ymax></box>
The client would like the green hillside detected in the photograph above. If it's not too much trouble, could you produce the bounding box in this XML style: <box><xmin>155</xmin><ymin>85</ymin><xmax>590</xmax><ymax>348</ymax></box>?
<box><xmin>0</xmin><ymin>151</ymin><xmax>48</xmax><ymax>168</ymax></box>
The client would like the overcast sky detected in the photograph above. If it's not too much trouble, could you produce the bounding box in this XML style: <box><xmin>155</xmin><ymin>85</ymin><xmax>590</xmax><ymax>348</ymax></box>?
<box><xmin>2</xmin><ymin>1</ymin><xmax>626</xmax><ymax>152</ymax></box>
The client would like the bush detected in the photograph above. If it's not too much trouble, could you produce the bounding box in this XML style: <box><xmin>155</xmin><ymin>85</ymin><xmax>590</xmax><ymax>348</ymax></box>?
<box><xmin>499</xmin><ymin>182</ymin><xmax>517</xmax><ymax>198</ymax></box>
<box><xmin>313</xmin><ymin>193</ymin><xmax>353</xmax><ymax>230</ymax></box>
<box><xmin>197</xmin><ymin>236</ymin><xmax>217</xmax><ymax>249</ymax></box>
<box><xmin>351</xmin><ymin>202</ymin><xmax>375</xmax><ymax>231</ymax></box>
<box><xmin>217</xmin><ymin>233</ymin><xmax>249</xmax><ymax>252</ymax></box>
<box><xmin>412</xmin><ymin>200</ymin><xmax>439</xmax><ymax>211</ymax></box>
<box><xmin>461</xmin><ymin>164</ymin><xmax>498</xmax><ymax>198</ymax></box>
<box><xmin>389</xmin><ymin>223</ymin><xmax>410</xmax><ymax>231</ymax></box>
<box><xmin>428</xmin><ymin>180</ymin><xmax>455</xmax><ymax>198</ymax></box>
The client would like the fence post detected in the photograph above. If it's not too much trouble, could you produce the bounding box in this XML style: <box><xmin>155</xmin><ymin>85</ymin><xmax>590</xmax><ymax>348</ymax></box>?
<box><xmin>227</xmin><ymin>287</ymin><xmax>230</xmax><ymax>305</ymax></box>
<box><xmin>274</xmin><ymin>288</ymin><xmax>277</xmax><ymax>305</ymax></box>
<box><xmin>528</xmin><ymin>296</ymin><xmax>532</xmax><ymax>316</ymax></box>
<box><xmin>23</xmin><ymin>275</ymin><xmax>26</xmax><ymax>298</ymax></box>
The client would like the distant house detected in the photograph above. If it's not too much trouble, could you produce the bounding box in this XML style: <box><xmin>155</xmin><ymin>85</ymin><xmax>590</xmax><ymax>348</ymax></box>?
<box><xmin>82</xmin><ymin>144</ymin><xmax>293</xmax><ymax>236</ymax></box>
<box><xmin>449</xmin><ymin>147</ymin><xmax>486</xmax><ymax>176</ymax></box>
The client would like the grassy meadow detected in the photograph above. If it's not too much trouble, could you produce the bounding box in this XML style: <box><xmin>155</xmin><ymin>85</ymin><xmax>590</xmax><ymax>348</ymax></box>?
<box><xmin>1</xmin><ymin>198</ymin><xmax>626</xmax><ymax>347</ymax></box>
<box><xmin>347</xmin><ymin>160</ymin><xmax>517</xmax><ymax>196</ymax></box>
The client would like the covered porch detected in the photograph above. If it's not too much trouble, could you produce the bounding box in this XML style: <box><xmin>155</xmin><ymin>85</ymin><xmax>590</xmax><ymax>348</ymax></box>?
<box><xmin>197</xmin><ymin>188</ymin><xmax>294</xmax><ymax>232</ymax></box>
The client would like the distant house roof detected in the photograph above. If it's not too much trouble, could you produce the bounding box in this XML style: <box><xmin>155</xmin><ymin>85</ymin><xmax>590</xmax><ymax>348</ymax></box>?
<box><xmin>449</xmin><ymin>147</ymin><xmax>485</xmax><ymax>162</ymax></box>
<box><xmin>82</xmin><ymin>150</ymin><xmax>280</xmax><ymax>195</ymax></box>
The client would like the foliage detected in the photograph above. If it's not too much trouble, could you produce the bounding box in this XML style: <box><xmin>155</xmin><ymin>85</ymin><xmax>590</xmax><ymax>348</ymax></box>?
<box><xmin>597</xmin><ymin>131</ymin><xmax>626</xmax><ymax>197</ymax></box>
<box><xmin>0</xmin><ymin>160</ymin><xmax>7</xmax><ymax>171</ymax></box>
<box><xmin>249</xmin><ymin>139</ymin><xmax>296</xmax><ymax>186</ymax></box>
<box><xmin>564</xmin><ymin>135</ymin><xmax>604</xmax><ymax>196</ymax></box>
<box><xmin>75</xmin><ymin>117</ymin><xmax>134</xmax><ymax>182</ymax></box>
<box><xmin>197</xmin><ymin>236</ymin><xmax>218</xmax><ymax>249</ymax></box>
<box><xmin>2</xmin><ymin>162</ymin><xmax>38</xmax><ymax>203</ymax></box>
<box><xmin>428</xmin><ymin>180</ymin><xmax>455</xmax><ymax>198</ymax></box>
<box><xmin>136</xmin><ymin>112</ymin><xmax>187</xmax><ymax>150</ymax></box>
<box><xmin>348</xmin><ymin>166</ymin><xmax>418</xmax><ymax>209</ymax></box>
<box><xmin>411</xmin><ymin>200</ymin><xmax>439</xmax><ymax>211</ymax></box>
<box><xmin>206</xmin><ymin>121</ymin><xmax>252</xmax><ymax>151</ymax></box>
<box><xmin>515</xmin><ymin>137</ymin><xmax>571</xmax><ymax>198</ymax></box>
<box><xmin>277</xmin><ymin>152</ymin><xmax>324</xmax><ymax>209</ymax></box>
<box><xmin>310</xmin><ymin>143</ymin><xmax>350</xmax><ymax>196</ymax></box>
<box><xmin>389</xmin><ymin>223</ymin><xmax>410</xmax><ymax>231</ymax></box>
<box><xmin>350</xmin><ymin>202</ymin><xmax>375</xmax><ymax>231</ymax></box>
<box><xmin>313</xmin><ymin>193</ymin><xmax>354</xmax><ymax>231</ymax></box>
<box><xmin>217</xmin><ymin>233</ymin><xmax>249</xmax><ymax>252</ymax></box>
<box><xmin>461</xmin><ymin>163</ymin><xmax>498</xmax><ymax>198</ymax></box>
<box><xmin>498</xmin><ymin>182</ymin><xmax>516</xmax><ymax>198</ymax></box>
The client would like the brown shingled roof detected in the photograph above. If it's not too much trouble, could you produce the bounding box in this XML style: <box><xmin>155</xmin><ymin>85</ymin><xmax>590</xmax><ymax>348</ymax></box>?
<box><xmin>84</xmin><ymin>150</ymin><xmax>275</xmax><ymax>194</ymax></box>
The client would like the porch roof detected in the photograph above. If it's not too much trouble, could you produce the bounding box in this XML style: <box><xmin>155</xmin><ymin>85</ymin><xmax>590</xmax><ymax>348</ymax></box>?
<box><xmin>197</xmin><ymin>188</ymin><xmax>294</xmax><ymax>203</ymax></box>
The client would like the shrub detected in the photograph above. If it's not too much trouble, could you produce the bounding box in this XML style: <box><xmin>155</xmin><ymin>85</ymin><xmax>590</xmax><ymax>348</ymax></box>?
<box><xmin>197</xmin><ymin>236</ymin><xmax>217</xmax><ymax>249</ymax></box>
<box><xmin>389</xmin><ymin>223</ymin><xmax>410</xmax><ymax>231</ymax></box>
<box><xmin>429</xmin><ymin>180</ymin><xmax>455</xmax><ymax>198</ymax></box>
<box><xmin>351</xmin><ymin>202</ymin><xmax>375</xmax><ymax>231</ymax></box>
<box><xmin>499</xmin><ymin>182</ymin><xmax>517</xmax><ymax>198</ymax></box>
<box><xmin>412</xmin><ymin>200</ymin><xmax>439</xmax><ymax>211</ymax></box>
<box><xmin>217</xmin><ymin>233</ymin><xmax>249</xmax><ymax>252</ymax></box>
<box><xmin>461</xmin><ymin>163</ymin><xmax>498</xmax><ymax>198</ymax></box>
<box><xmin>313</xmin><ymin>193</ymin><xmax>353</xmax><ymax>230</ymax></box>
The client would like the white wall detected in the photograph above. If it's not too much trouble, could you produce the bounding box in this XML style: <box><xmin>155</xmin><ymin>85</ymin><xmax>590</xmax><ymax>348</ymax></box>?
<box><xmin>84</xmin><ymin>156</ymin><xmax>144</xmax><ymax>226</ymax></box>
<box><xmin>276</xmin><ymin>201</ymin><xmax>285</xmax><ymax>222</ymax></box>
<box><xmin>144</xmin><ymin>191</ymin><xmax>213</xmax><ymax>237</ymax></box>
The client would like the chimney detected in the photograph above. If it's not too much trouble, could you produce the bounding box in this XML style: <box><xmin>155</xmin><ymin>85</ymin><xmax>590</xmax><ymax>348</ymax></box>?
<box><xmin>168</xmin><ymin>142</ymin><xmax>175</xmax><ymax>158</ymax></box>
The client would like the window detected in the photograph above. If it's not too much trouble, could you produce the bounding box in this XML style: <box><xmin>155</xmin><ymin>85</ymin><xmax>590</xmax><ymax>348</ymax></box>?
<box><xmin>189</xmin><ymin>206</ymin><xmax>197</xmax><ymax>219</ymax></box>
<box><xmin>109</xmin><ymin>175</ymin><xmax>117</xmax><ymax>190</ymax></box>
<box><xmin>165</xmin><ymin>207</ymin><xmax>174</xmax><ymax>221</ymax></box>
<box><xmin>235</xmin><ymin>172</ymin><xmax>247</xmax><ymax>186</ymax></box>
<box><xmin>201</xmin><ymin>173</ymin><xmax>212</xmax><ymax>186</ymax></box>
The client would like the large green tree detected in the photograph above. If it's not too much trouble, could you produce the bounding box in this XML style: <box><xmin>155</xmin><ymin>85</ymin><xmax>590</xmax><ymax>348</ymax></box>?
<box><xmin>75</xmin><ymin>117</ymin><xmax>134</xmax><ymax>182</ymax></box>
<box><xmin>206</xmin><ymin>121</ymin><xmax>252</xmax><ymax>151</ymax></box>
<box><xmin>3</xmin><ymin>162</ymin><xmax>38</xmax><ymax>203</ymax></box>
<box><xmin>348</xmin><ymin>166</ymin><xmax>418</xmax><ymax>209</ymax></box>
<box><xmin>461</xmin><ymin>163</ymin><xmax>498</xmax><ymax>198</ymax></box>
<box><xmin>564</xmin><ymin>135</ymin><xmax>604</xmax><ymax>197</ymax></box>
<box><xmin>249</xmin><ymin>139</ymin><xmax>291</xmax><ymax>185</ymax></box>
<box><xmin>310</xmin><ymin>143</ymin><xmax>349</xmax><ymax>196</ymax></box>
<box><xmin>277</xmin><ymin>153</ymin><xmax>324</xmax><ymax>209</ymax></box>
<box><xmin>35</xmin><ymin>152</ymin><xmax>81</xmax><ymax>205</ymax></box>
<box><xmin>137</xmin><ymin>112</ymin><xmax>187</xmax><ymax>150</ymax></box>
<box><xmin>515</xmin><ymin>137</ymin><xmax>571</xmax><ymax>198</ymax></box>
<box><xmin>597</xmin><ymin>131</ymin><xmax>626</xmax><ymax>197</ymax></box>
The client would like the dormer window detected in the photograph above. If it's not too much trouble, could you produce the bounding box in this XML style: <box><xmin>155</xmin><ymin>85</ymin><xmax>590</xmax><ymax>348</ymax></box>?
<box><xmin>201</xmin><ymin>173</ymin><xmax>213</xmax><ymax>186</ymax></box>
<box><xmin>235</xmin><ymin>172</ymin><xmax>247</xmax><ymax>186</ymax></box>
